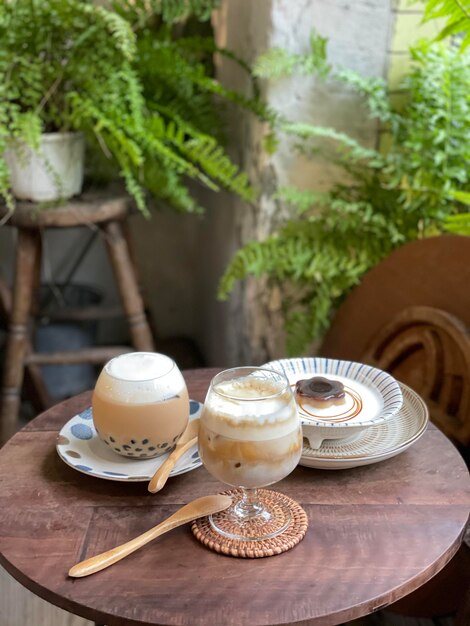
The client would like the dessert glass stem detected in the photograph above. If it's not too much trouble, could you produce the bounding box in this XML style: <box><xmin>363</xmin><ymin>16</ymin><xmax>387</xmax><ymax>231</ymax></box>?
<box><xmin>209</xmin><ymin>487</ymin><xmax>292</xmax><ymax>541</ymax></box>
<box><xmin>233</xmin><ymin>488</ymin><xmax>264</xmax><ymax>520</ymax></box>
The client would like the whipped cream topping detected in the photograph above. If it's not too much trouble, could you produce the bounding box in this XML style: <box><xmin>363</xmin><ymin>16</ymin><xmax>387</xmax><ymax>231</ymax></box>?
<box><xmin>203</xmin><ymin>376</ymin><xmax>299</xmax><ymax>440</ymax></box>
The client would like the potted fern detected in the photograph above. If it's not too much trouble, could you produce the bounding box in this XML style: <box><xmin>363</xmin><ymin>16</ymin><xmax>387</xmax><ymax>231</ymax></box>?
<box><xmin>0</xmin><ymin>0</ymin><xmax>265</xmax><ymax>214</ymax></box>
<box><xmin>5</xmin><ymin>132</ymin><xmax>85</xmax><ymax>204</ymax></box>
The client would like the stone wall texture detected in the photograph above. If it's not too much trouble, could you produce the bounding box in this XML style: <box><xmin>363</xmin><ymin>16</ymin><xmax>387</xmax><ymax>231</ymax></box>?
<box><xmin>209</xmin><ymin>0</ymin><xmax>395</xmax><ymax>365</ymax></box>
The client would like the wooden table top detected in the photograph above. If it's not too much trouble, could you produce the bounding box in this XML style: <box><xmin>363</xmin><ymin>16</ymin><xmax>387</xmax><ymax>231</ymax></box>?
<box><xmin>0</xmin><ymin>368</ymin><xmax>469</xmax><ymax>626</ymax></box>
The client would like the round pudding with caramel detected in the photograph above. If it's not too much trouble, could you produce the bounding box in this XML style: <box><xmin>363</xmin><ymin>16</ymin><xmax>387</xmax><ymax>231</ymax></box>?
<box><xmin>198</xmin><ymin>373</ymin><xmax>302</xmax><ymax>489</ymax></box>
<box><xmin>295</xmin><ymin>376</ymin><xmax>346</xmax><ymax>409</ymax></box>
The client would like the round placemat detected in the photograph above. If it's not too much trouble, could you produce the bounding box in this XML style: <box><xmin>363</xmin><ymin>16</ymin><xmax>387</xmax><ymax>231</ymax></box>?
<box><xmin>191</xmin><ymin>489</ymin><xmax>308</xmax><ymax>558</ymax></box>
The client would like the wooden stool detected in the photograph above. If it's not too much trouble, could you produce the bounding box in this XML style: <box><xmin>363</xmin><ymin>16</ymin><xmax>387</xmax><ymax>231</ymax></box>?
<box><xmin>0</xmin><ymin>269</ymin><xmax>51</xmax><ymax>416</ymax></box>
<box><xmin>0</xmin><ymin>192</ymin><xmax>155</xmax><ymax>443</ymax></box>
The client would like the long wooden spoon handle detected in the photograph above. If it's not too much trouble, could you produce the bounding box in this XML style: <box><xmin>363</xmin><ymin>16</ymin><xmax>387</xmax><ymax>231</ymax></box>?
<box><xmin>68</xmin><ymin>494</ymin><xmax>232</xmax><ymax>578</ymax></box>
<box><xmin>69</xmin><ymin>517</ymin><xmax>179</xmax><ymax>578</ymax></box>
<box><xmin>148</xmin><ymin>436</ymin><xmax>198</xmax><ymax>493</ymax></box>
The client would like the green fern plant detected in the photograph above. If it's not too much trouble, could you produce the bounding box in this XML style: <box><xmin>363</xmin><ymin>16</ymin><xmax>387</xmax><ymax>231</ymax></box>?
<box><xmin>422</xmin><ymin>0</ymin><xmax>470</xmax><ymax>49</ymax></box>
<box><xmin>219</xmin><ymin>38</ymin><xmax>470</xmax><ymax>355</ymax></box>
<box><xmin>420</xmin><ymin>0</ymin><xmax>470</xmax><ymax>233</ymax></box>
<box><xmin>0</xmin><ymin>0</ymin><xmax>267</xmax><ymax>214</ymax></box>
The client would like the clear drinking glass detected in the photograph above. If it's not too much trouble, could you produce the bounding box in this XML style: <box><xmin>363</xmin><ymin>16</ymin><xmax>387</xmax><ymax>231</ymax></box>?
<box><xmin>92</xmin><ymin>352</ymin><xmax>189</xmax><ymax>459</ymax></box>
<box><xmin>198</xmin><ymin>366</ymin><xmax>302</xmax><ymax>541</ymax></box>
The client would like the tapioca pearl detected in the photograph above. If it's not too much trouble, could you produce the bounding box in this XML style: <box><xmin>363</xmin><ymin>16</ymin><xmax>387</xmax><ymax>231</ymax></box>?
<box><xmin>131</xmin><ymin>439</ymin><xmax>136</xmax><ymax>444</ymax></box>
<box><xmin>168</xmin><ymin>444</ymin><xmax>176</xmax><ymax>453</ymax></box>
<box><xmin>114</xmin><ymin>448</ymin><xmax>121</xmax><ymax>453</ymax></box>
<box><xmin>234</xmin><ymin>462</ymin><xmax>241</xmax><ymax>468</ymax></box>
<box><xmin>123</xmin><ymin>444</ymin><xmax>131</xmax><ymax>450</ymax></box>
<box><xmin>148</xmin><ymin>446</ymin><xmax>156</xmax><ymax>451</ymax></box>
<box><xmin>142</xmin><ymin>439</ymin><xmax>149</xmax><ymax>444</ymax></box>
<box><xmin>104</xmin><ymin>440</ymin><xmax>110</xmax><ymax>445</ymax></box>
<box><xmin>110</xmin><ymin>436</ymin><xmax>115</xmax><ymax>443</ymax></box>
<box><xmin>139</xmin><ymin>453</ymin><xmax>147</xmax><ymax>458</ymax></box>
<box><xmin>172</xmin><ymin>434</ymin><xmax>180</xmax><ymax>442</ymax></box>
<box><xmin>135</xmin><ymin>448</ymin><xmax>143</xmax><ymax>452</ymax></box>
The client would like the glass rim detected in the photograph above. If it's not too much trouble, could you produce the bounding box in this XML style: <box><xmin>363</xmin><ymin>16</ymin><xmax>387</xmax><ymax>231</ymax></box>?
<box><xmin>210</xmin><ymin>366</ymin><xmax>291</xmax><ymax>401</ymax></box>
<box><xmin>104</xmin><ymin>352</ymin><xmax>176</xmax><ymax>382</ymax></box>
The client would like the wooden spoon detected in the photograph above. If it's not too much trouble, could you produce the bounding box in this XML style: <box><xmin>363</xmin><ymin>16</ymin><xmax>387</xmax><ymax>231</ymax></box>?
<box><xmin>148</xmin><ymin>418</ymin><xmax>200</xmax><ymax>493</ymax></box>
<box><xmin>68</xmin><ymin>494</ymin><xmax>231</xmax><ymax>578</ymax></box>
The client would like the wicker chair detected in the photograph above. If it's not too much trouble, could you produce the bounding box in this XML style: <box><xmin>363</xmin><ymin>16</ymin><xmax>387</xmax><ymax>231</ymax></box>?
<box><xmin>319</xmin><ymin>234</ymin><xmax>470</xmax><ymax>622</ymax></box>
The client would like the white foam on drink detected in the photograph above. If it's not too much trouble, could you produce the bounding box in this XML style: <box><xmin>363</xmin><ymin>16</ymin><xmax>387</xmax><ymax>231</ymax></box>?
<box><xmin>203</xmin><ymin>376</ymin><xmax>299</xmax><ymax>440</ymax></box>
<box><xmin>98</xmin><ymin>352</ymin><xmax>186</xmax><ymax>404</ymax></box>
<box><xmin>106</xmin><ymin>352</ymin><xmax>173</xmax><ymax>381</ymax></box>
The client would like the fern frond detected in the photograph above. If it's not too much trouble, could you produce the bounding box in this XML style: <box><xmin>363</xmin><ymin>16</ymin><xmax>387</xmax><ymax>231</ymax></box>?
<box><xmin>218</xmin><ymin>216</ymin><xmax>385</xmax><ymax>353</ymax></box>
<box><xmin>335</xmin><ymin>69</ymin><xmax>392</xmax><ymax>122</ymax></box>
<box><xmin>144</xmin><ymin>164</ymin><xmax>204</xmax><ymax>213</ymax></box>
<box><xmin>183</xmin><ymin>138</ymin><xmax>255</xmax><ymax>201</ymax></box>
<box><xmin>449</xmin><ymin>190</ymin><xmax>470</xmax><ymax>205</ymax></box>
<box><xmin>254</xmin><ymin>30</ymin><xmax>330</xmax><ymax>79</ymax></box>
<box><xmin>282</xmin><ymin>122</ymin><xmax>383</xmax><ymax>164</ymax></box>
<box><xmin>274</xmin><ymin>186</ymin><xmax>328</xmax><ymax>213</ymax></box>
<box><xmin>77</xmin><ymin>4</ymin><xmax>136</xmax><ymax>60</ymax></box>
<box><xmin>444</xmin><ymin>211</ymin><xmax>470</xmax><ymax>234</ymax></box>
<box><xmin>112</xmin><ymin>0</ymin><xmax>220</xmax><ymax>25</ymax></box>
<box><xmin>96</xmin><ymin>6</ymin><xmax>136</xmax><ymax>60</ymax></box>
<box><xmin>422</xmin><ymin>0</ymin><xmax>470</xmax><ymax>49</ymax></box>
<box><xmin>254</xmin><ymin>49</ymin><xmax>303</xmax><ymax>79</ymax></box>
<box><xmin>161</xmin><ymin>0</ymin><xmax>220</xmax><ymax>23</ymax></box>
<box><xmin>10</xmin><ymin>111</ymin><xmax>42</xmax><ymax>149</ymax></box>
<box><xmin>175</xmin><ymin>36</ymin><xmax>254</xmax><ymax>77</ymax></box>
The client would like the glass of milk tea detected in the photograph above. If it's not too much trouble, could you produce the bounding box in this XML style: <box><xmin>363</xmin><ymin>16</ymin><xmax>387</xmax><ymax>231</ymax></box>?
<box><xmin>198</xmin><ymin>366</ymin><xmax>302</xmax><ymax>541</ymax></box>
<box><xmin>92</xmin><ymin>352</ymin><xmax>189</xmax><ymax>459</ymax></box>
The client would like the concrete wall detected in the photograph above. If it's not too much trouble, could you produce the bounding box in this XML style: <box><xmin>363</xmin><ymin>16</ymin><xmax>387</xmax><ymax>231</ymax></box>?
<box><xmin>205</xmin><ymin>0</ymin><xmax>396</xmax><ymax>366</ymax></box>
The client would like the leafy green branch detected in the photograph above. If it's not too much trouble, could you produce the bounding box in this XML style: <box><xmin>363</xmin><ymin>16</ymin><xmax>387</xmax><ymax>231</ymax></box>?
<box><xmin>219</xmin><ymin>37</ymin><xmax>470</xmax><ymax>355</ymax></box>
<box><xmin>422</xmin><ymin>0</ymin><xmax>470</xmax><ymax>49</ymax></box>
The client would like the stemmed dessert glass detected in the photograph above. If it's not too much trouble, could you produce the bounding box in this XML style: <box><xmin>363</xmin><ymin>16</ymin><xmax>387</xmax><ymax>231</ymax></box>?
<box><xmin>198</xmin><ymin>366</ymin><xmax>302</xmax><ymax>541</ymax></box>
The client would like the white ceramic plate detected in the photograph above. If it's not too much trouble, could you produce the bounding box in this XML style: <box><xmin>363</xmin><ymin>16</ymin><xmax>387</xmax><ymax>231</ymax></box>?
<box><xmin>56</xmin><ymin>400</ymin><xmax>203</xmax><ymax>482</ymax></box>
<box><xmin>263</xmin><ymin>357</ymin><xmax>403</xmax><ymax>447</ymax></box>
<box><xmin>299</xmin><ymin>383</ymin><xmax>428</xmax><ymax>469</ymax></box>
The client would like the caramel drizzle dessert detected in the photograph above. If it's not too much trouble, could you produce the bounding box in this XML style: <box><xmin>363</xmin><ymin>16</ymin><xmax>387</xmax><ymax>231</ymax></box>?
<box><xmin>293</xmin><ymin>376</ymin><xmax>363</xmax><ymax>422</ymax></box>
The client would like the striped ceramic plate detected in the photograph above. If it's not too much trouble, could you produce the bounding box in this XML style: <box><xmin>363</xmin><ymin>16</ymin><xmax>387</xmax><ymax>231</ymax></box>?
<box><xmin>299</xmin><ymin>383</ymin><xmax>428</xmax><ymax>469</ymax></box>
<box><xmin>263</xmin><ymin>357</ymin><xmax>403</xmax><ymax>428</ymax></box>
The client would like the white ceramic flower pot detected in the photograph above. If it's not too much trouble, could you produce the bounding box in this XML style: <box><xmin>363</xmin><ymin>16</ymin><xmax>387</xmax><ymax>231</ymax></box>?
<box><xmin>5</xmin><ymin>132</ymin><xmax>85</xmax><ymax>202</ymax></box>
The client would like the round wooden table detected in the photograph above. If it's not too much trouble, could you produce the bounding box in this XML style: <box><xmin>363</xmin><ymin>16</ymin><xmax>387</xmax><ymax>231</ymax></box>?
<box><xmin>0</xmin><ymin>368</ymin><xmax>469</xmax><ymax>626</ymax></box>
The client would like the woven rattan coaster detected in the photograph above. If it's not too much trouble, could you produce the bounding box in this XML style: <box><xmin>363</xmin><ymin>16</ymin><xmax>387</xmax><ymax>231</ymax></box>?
<box><xmin>191</xmin><ymin>488</ymin><xmax>308</xmax><ymax>558</ymax></box>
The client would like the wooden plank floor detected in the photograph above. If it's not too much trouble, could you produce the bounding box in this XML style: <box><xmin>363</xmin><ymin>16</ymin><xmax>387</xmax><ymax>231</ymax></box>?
<box><xmin>0</xmin><ymin>567</ymin><xmax>92</xmax><ymax>626</ymax></box>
